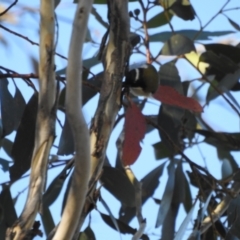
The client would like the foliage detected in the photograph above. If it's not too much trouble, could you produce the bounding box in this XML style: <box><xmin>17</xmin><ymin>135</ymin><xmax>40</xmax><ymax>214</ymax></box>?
<box><xmin>0</xmin><ymin>0</ymin><xmax>240</xmax><ymax>239</ymax></box>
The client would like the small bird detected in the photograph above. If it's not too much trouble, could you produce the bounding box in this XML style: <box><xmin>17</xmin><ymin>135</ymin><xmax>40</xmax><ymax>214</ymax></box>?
<box><xmin>125</xmin><ymin>64</ymin><xmax>159</xmax><ymax>97</ymax></box>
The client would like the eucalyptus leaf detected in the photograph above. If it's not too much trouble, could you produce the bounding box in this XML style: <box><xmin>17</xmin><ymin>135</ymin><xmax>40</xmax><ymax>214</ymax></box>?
<box><xmin>41</xmin><ymin>207</ymin><xmax>55</xmax><ymax>236</ymax></box>
<box><xmin>228</xmin><ymin>195</ymin><xmax>240</xmax><ymax>238</ymax></box>
<box><xmin>146</xmin><ymin>11</ymin><xmax>173</xmax><ymax>29</ymax></box>
<box><xmin>0</xmin><ymin>77</ymin><xmax>16</xmax><ymax>137</ymax></box>
<box><xmin>100</xmin><ymin>166</ymin><xmax>135</xmax><ymax>207</ymax></box>
<box><xmin>0</xmin><ymin>158</ymin><xmax>9</xmax><ymax>172</ymax></box>
<box><xmin>1</xmin><ymin>138</ymin><xmax>13</xmax><ymax>158</ymax></box>
<box><xmin>42</xmin><ymin>167</ymin><xmax>69</xmax><ymax>207</ymax></box>
<box><xmin>0</xmin><ymin>187</ymin><xmax>17</xmax><ymax>238</ymax></box>
<box><xmin>153</xmin><ymin>141</ymin><xmax>172</xmax><ymax>160</ymax></box>
<box><xmin>10</xmin><ymin>93</ymin><xmax>38</xmax><ymax>181</ymax></box>
<box><xmin>141</xmin><ymin>161</ymin><xmax>166</xmax><ymax>202</ymax></box>
<box><xmin>174</xmin><ymin>202</ymin><xmax>196</xmax><ymax>240</ymax></box>
<box><xmin>226</xmin><ymin>17</ymin><xmax>240</xmax><ymax>31</ymax></box>
<box><xmin>161</xmin><ymin>34</ymin><xmax>195</xmax><ymax>55</ymax></box>
<box><xmin>149</xmin><ymin>30</ymin><xmax>234</xmax><ymax>42</ymax></box>
<box><xmin>156</xmin><ymin>160</ymin><xmax>175</xmax><ymax>227</ymax></box>
<box><xmin>57</xmin><ymin>117</ymin><xmax>75</xmax><ymax>156</ymax></box>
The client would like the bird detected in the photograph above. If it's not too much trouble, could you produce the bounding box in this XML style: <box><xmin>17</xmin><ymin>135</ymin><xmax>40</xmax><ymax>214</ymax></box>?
<box><xmin>125</xmin><ymin>63</ymin><xmax>159</xmax><ymax>97</ymax></box>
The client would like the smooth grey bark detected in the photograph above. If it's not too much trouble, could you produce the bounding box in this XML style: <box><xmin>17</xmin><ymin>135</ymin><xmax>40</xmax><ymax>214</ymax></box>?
<box><xmin>6</xmin><ymin>1</ymin><xmax>56</xmax><ymax>239</ymax></box>
<box><xmin>52</xmin><ymin>0</ymin><xmax>93</xmax><ymax>239</ymax></box>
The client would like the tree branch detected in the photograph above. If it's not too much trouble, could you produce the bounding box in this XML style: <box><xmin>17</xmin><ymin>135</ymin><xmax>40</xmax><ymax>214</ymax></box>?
<box><xmin>0</xmin><ymin>0</ymin><xmax>18</xmax><ymax>17</ymax></box>
<box><xmin>188</xmin><ymin>181</ymin><xmax>240</xmax><ymax>239</ymax></box>
<box><xmin>6</xmin><ymin>0</ymin><xmax>56</xmax><ymax>239</ymax></box>
<box><xmin>74</xmin><ymin>0</ymin><xmax>130</xmax><ymax>234</ymax></box>
<box><xmin>90</xmin><ymin>0</ymin><xmax>130</xmax><ymax>186</ymax></box>
<box><xmin>52</xmin><ymin>0</ymin><xmax>93</xmax><ymax>239</ymax></box>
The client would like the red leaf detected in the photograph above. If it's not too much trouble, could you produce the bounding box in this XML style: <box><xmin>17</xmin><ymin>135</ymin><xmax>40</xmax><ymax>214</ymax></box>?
<box><xmin>122</xmin><ymin>101</ymin><xmax>146</xmax><ymax>166</ymax></box>
<box><xmin>153</xmin><ymin>85</ymin><xmax>203</xmax><ymax>112</ymax></box>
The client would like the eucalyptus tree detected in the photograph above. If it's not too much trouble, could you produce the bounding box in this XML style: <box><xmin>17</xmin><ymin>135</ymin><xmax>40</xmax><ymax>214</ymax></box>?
<box><xmin>0</xmin><ymin>0</ymin><xmax>240</xmax><ymax>239</ymax></box>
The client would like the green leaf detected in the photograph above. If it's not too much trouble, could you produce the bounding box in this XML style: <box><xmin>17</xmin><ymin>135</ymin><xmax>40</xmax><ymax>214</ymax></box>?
<box><xmin>100</xmin><ymin>166</ymin><xmax>135</xmax><ymax>207</ymax></box>
<box><xmin>0</xmin><ymin>158</ymin><xmax>9</xmax><ymax>172</ymax></box>
<box><xmin>161</xmin><ymin>34</ymin><xmax>195</xmax><ymax>55</ymax></box>
<box><xmin>85</xmin><ymin>28</ymin><xmax>92</xmax><ymax>42</ymax></box>
<box><xmin>0</xmin><ymin>120</ymin><xmax>2</xmax><ymax>139</ymax></box>
<box><xmin>159</xmin><ymin>61</ymin><xmax>182</xmax><ymax>91</ymax></box>
<box><xmin>156</xmin><ymin>160</ymin><xmax>175</xmax><ymax>227</ymax></box>
<box><xmin>174</xmin><ymin>202</ymin><xmax>196</xmax><ymax>240</ymax></box>
<box><xmin>41</xmin><ymin>207</ymin><xmax>55</xmax><ymax>236</ymax></box>
<box><xmin>218</xmin><ymin>149</ymin><xmax>238</xmax><ymax>180</ymax></box>
<box><xmin>204</xmin><ymin>43</ymin><xmax>240</xmax><ymax>65</ymax></box>
<box><xmin>149</xmin><ymin>30</ymin><xmax>235</xmax><ymax>42</ymax></box>
<box><xmin>153</xmin><ymin>141</ymin><xmax>172</xmax><ymax>160</ymax></box>
<box><xmin>10</xmin><ymin>93</ymin><xmax>38</xmax><ymax>182</ymax></box>
<box><xmin>100</xmin><ymin>196</ymin><xmax>121</xmax><ymax>237</ymax></box>
<box><xmin>82</xmin><ymin>74</ymin><xmax>102</xmax><ymax>105</ymax></box>
<box><xmin>226</xmin><ymin>17</ymin><xmax>240</xmax><ymax>31</ymax></box>
<box><xmin>1</xmin><ymin>138</ymin><xmax>13</xmax><ymax>158</ymax></box>
<box><xmin>195</xmin><ymin>129</ymin><xmax>240</xmax><ymax>151</ymax></box>
<box><xmin>100</xmin><ymin>212</ymin><xmax>134</xmax><ymax>234</ymax></box>
<box><xmin>0</xmin><ymin>186</ymin><xmax>17</xmax><ymax>238</ymax></box>
<box><xmin>54</xmin><ymin>0</ymin><xmax>61</xmax><ymax>8</ymax></box>
<box><xmin>161</xmin><ymin>161</ymin><xmax>185</xmax><ymax>239</ymax></box>
<box><xmin>13</xmin><ymin>86</ymin><xmax>26</xmax><ymax>130</ymax></box>
<box><xmin>172</xmin><ymin>161</ymin><xmax>187</xmax><ymax>204</ymax></box>
<box><xmin>182</xmin><ymin>172</ymin><xmax>192</xmax><ymax>213</ymax></box>
<box><xmin>222</xmin><ymin>159</ymin><xmax>233</xmax><ymax>180</ymax></box>
<box><xmin>119</xmin><ymin>162</ymin><xmax>166</xmax><ymax>224</ymax></box>
<box><xmin>141</xmin><ymin>161</ymin><xmax>166</xmax><ymax>202</ymax></box>
<box><xmin>0</xmin><ymin>78</ymin><xmax>26</xmax><ymax>138</ymax></box>
<box><xmin>158</xmin><ymin>104</ymin><xmax>183</xmax><ymax>152</ymax></box>
<box><xmin>146</xmin><ymin>11</ymin><xmax>173</xmax><ymax>29</ymax></box>
<box><xmin>157</xmin><ymin>62</ymin><xmax>184</xmax><ymax>152</ymax></box>
<box><xmin>99</xmin><ymin>212</ymin><xmax>149</xmax><ymax>239</ymax></box>
<box><xmin>93</xmin><ymin>0</ymin><xmax>106</xmax><ymax>3</ymax></box>
<box><xmin>58</xmin><ymin>87</ymin><xmax>66</xmax><ymax>110</ymax></box>
<box><xmin>0</xmin><ymin>77</ymin><xmax>16</xmax><ymax>137</ymax></box>
<box><xmin>166</xmin><ymin>0</ymin><xmax>195</xmax><ymax>21</ymax></box>
<box><xmin>58</xmin><ymin>72</ymin><xmax>102</xmax><ymax>110</ymax></box>
<box><xmin>228</xmin><ymin>195</ymin><xmax>240</xmax><ymax>238</ymax></box>
<box><xmin>57</xmin><ymin>117</ymin><xmax>75</xmax><ymax>156</ymax></box>
<box><xmin>206</xmin><ymin>70</ymin><xmax>240</xmax><ymax>101</ymax></box>
<box><xmin>42</xmin><ymin>167</ymin><xmax>69</xmax><ymax>207</ymax></box>
<box><xmin>79</xmin><ymin>226</ymin><xmax>96</xmax><ymax>240</ymax></box>
<box><xmin>217</xmin><ymin>149</ymin><xmax>238</xmax><ymax>171</ymax></box>
<box><xmin>56</xmin><ymin>56</ymin><xmax>100</xmax><ymax>75</ymax></box>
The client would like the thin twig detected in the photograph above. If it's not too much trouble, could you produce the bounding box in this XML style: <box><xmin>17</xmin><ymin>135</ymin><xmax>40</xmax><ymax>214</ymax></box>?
<box><xmin>0</xmin><ymin>0</ymin><xmax>18</xmax><ymax>17</ymax></box>
<box><xmin>188</xmin><ymin>181</ymin><xmax>240</xmax><ymax>239</ymax></box>
<box><xmin>145</xmin><ymin>116</ymin><xmax>219</xmax><ymax>185</ymax></box>
<box><xmin>91</xmin><ymin>6</ymin><xmax>109</xmax><ymax>28</ymax></box>
<box><xmin>0</xmin><ymin>23</ymin><xmax>96</xmax><ymax>77</ymax></box>
<box><xmin>223</xmin><ymin>6</ymin><xmax>240</xmax><ymax>12</ymax></box>
<box><xmin>138</xmin><ymin>0</ymin><xmax>152</xmax><ymax>63</ymax></box>
<box><xmin>0</xmin><ymin>159</ymin><xmax>72</xmax><ymax>186</ymax></box>
<box><xmin>193</xmin><ymin>0</ymin><xmax>230</xmax><ymax>40</ymax></box>
<box><xmin>0</xmin><ymin>72</ymin><xmax>100</xmax><ymax>92</ymax></box>
<box><xmin>0</xmin><ymin>66</ymin><xmax>37</xmax><ymax>92</ymax></box>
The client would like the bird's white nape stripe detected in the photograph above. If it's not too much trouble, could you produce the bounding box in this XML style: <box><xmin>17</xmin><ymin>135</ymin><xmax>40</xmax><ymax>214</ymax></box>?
<box><xmin>135</xmin><ymin>69</ymin><xmax>139</xmax><ymax>82</ymax></box>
